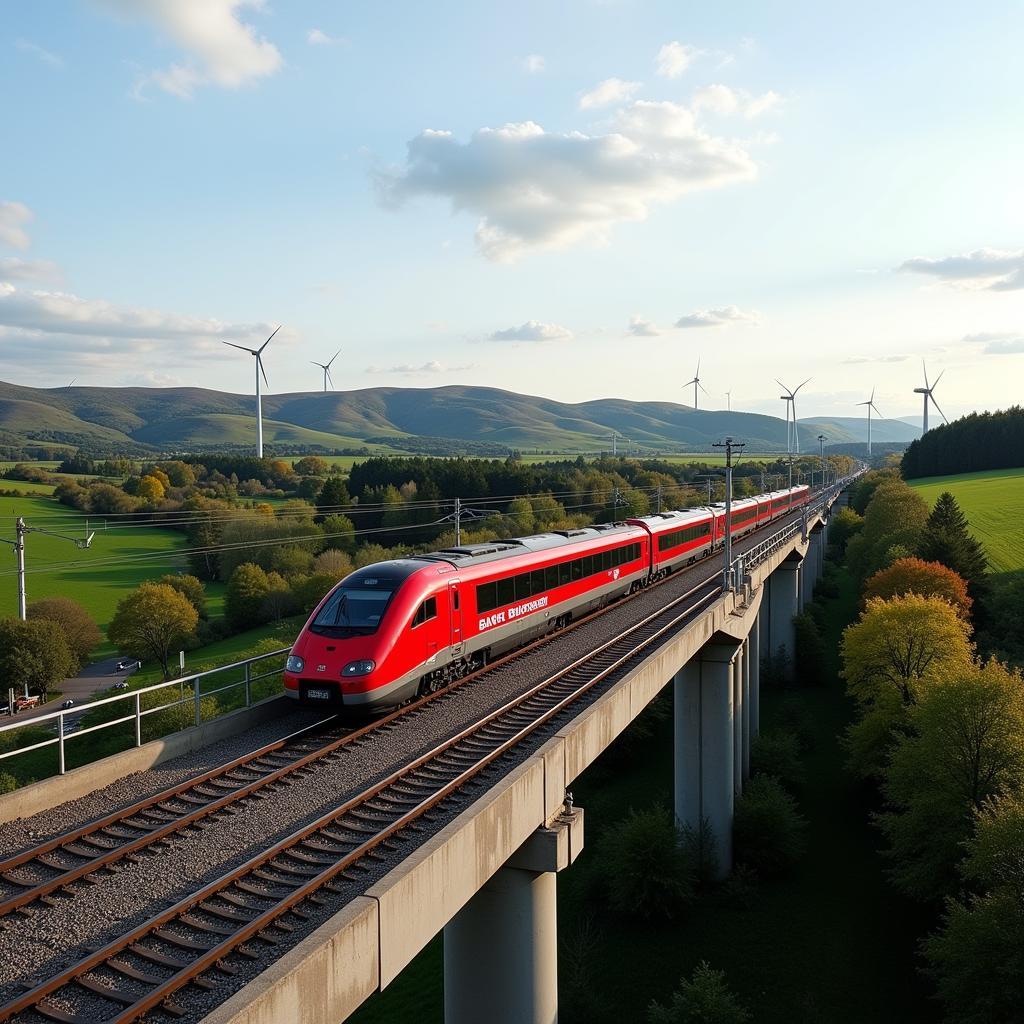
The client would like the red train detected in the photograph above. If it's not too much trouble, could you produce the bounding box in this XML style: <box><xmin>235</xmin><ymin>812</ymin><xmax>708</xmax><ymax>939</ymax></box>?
<box><xmin>284</xmin><ymin>484</ymin><xmax>810</xmax><ymax>712</ymax></box>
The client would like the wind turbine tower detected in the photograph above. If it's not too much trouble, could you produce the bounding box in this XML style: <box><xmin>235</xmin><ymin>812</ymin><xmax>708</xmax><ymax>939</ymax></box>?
<box><xmin>223</xmin><ymin>326</ymin><xmax>280</xmax><ymax>458</ymax></box>
<box><xmin>913</xmin><ymin>361</ymin><xmax>948</xmax><ymax>434</ymax></box>
<box><xmin>776</xmin><ymin>377</ymin><xmax>811</xmax><ymax>454</ymax></box>
<box><xmin>856</xmin><ymin>386</ymin><xmax>885</xmax><ymax>457</ymax></box>
<box><xmin>312</xmin><ymin>350</ymin><xmax>341</xmax><ymax>392</ymax></box>
<box><xmin>684</xmin><ymin>359</ymin><xmax>708</xmax><ymax>410</ymax></box>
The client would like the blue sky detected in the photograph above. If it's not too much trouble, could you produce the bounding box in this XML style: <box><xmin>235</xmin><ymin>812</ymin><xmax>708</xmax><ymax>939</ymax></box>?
<box><xmin>1</xmin><ymin>0</ymin><xmax>1022</xmax><ymax>423</ymax></box>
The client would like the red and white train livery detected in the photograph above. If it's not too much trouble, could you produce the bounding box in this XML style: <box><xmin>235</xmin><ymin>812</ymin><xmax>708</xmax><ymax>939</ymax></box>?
<box><xmin>283</xmin><ymin>484</ymin><xmax>810</xmax><ymax>712</ymax></box>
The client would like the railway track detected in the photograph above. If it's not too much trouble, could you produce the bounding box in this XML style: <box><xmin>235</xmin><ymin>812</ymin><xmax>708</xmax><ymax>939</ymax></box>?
<box><xmin>0</xmin><ymin>569</ymin><xmax>725</xmax><ymax>1024</ymax></box>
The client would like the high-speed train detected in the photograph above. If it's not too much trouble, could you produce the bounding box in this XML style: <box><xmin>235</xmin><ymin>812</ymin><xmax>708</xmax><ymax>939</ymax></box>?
<box><xmin>283</xmin><ymin>484</ymin><xmax>810</xmax><ymax>712</ymax></box>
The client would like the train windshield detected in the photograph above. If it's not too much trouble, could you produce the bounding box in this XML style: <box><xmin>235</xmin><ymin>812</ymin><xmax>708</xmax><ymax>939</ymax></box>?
<box><xmin>310</xmin><ymin>585</ymin><xmax>395</xmax><ymax>636</ymax></box>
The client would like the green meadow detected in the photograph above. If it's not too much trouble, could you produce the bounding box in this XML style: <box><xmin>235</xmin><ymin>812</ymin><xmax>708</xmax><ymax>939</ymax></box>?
<box><xmin>907</xmin><ymin>467</ymin><xmax>1024</xmax><ymax>574</ymax></box>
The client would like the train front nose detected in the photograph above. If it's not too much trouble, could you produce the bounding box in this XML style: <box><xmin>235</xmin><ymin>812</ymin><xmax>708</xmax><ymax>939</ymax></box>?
<box><xmin>284</xmin><ymin>641</ymin><xmax>378</xmax><ymax>705</ymax></box>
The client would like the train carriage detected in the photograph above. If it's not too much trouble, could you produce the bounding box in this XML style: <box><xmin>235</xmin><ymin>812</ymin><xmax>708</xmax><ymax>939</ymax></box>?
<box><xmin>627</xmin><ymin>507</ymin><xmax>716</xmax><ymax>576</ymax></box>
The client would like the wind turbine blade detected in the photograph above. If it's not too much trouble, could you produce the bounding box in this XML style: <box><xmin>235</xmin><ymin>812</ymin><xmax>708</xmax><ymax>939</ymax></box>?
<box><xmin>870</xmin><ymin>385</ymin><xmax>875</xmax><ymax>403</ymax></box>
<box><xmin>793</xmin><ymin>377</ymin><xmax>812</xmax><ymax>395</ymax></box>
<box><xmin>931</xmin><ymin>369</ymin><xmax>945</xmax><ymax>391</ymax></box>
<box><xmin>310</xmin><ymin>361</ymin><xmax>324</xmax><ymax>369</ymax></box>
<box><xmin>774</xmin><ymin>378</ymin><xmax>788</xmax><ymax>393</ymax></box>
<box><xmin>258</xmin><ymin>325</ymin><xmax>282</xmax><ymax>354</ymax></box>
<box><xmin>327</xmin><ymin>349</ymin><xmax>341</xmax><ymax>369</ymax></box>
<box><xmin>696</xmin><ymin>357</ymin><xmax>701</xmax><ymax>377</ymax></box>
<box><xmin>223</xmin><ymin>341</ymin><xmax>257</xmax><ymax>354</ymax></box>
<box><xmin>698</xmin><ymin>381</ymin><xmax>710</xmax><ymax>395</ymax></box>
<box><xmin>922</xmin><ymin>358</ymin><xmax>929</xmax><ymax>389</ymax></box>
<box><xmin>258</xmin><ymin>355</ymin><xmax>269</xmax><ymax>389</ymax></box>
<box><xmin>326</xmin><ymin>368</ymin><xmax>334</xmax><ymax>389</ymax></box>
<box><xmin>930</xmin><ymin>396</ymin><xmax>949</xmax><ymax>424</ymax></box>
<box><xmin>871</xmin><ymin>402</ymin><xmax>885</xmax><ymax>420</ymax></box>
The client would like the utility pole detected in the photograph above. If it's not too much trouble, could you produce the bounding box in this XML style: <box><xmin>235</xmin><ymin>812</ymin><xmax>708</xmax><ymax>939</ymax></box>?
<box><xmin>656</xmin><ymin>484</ymin><xmax>662</xmax><ymax>514</ymax></box>
<box><xmin>712</xmin><ymin>437</ymin><xmax>745</xmax><ymax>591</ymax></box>
<box><xmin>817</xmin><ymin>434</ymin><xmax>826</xmax><ymax>490</ymax></box>
<box><xmin>1</xmin><ymin>517</ymin><xmax>95</xmax><ymax>620</ymax></box>
<box><xmin>454</xmin><ymin>496</ymin><xmax>461</xmax><ymax>546</ymax></box>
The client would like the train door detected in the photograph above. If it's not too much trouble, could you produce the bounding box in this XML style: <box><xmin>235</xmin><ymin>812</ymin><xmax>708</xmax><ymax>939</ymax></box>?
<box><xmin>449</xmin><ymin>581</ymin><xmax>463</xmax><ymax>656</ymax></box>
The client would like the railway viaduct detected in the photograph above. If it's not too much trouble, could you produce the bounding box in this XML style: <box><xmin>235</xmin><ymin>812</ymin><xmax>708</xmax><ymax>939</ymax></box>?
<box><xmin>197</xmin><ymin>496</ymin><xmax>839</xmax><ymax>1024</ymax></box>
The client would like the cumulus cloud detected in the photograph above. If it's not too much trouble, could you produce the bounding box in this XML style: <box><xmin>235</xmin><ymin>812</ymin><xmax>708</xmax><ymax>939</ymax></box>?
<box><xmin>963</xmin><ymin>331</ymin><xmax>1024</xmax><ymax>354</ymax></box>
<box><xmin>898</xmin><ymin>248</ymin><xmax>1024</xmax><ymax>291</ymax></box>
<box><xmin>107</xmin><ymin>0</ymin><xmax>283</xmax><ymax>99</ymax></box>
<box><xmin>522</xmin><ymin>54</ymin><xmax>545</xmax><ymax>74</ymax></box>
<box><xmin>627</xmin><ymin>315</ymin><xmax>662</xmax><ymax>337</ymax></box>
<box><xmin>674</xmin><ymin>306</ymin><xmax>761</xmax><ymax>328</ymax></box>
<box><xmin>0</xmin><ymin>201</ymin><xmax>32</xmax><ymax>250</ymax></box>
<box><xmin>365</xmin><ymin>361</ymin><xmax>475</xmax><ymax>374</ymax></box>
<box><xmin>15</xmin><ymin>39</ymin><xmax>63</xmax><ymax>69</ymax></box>
<box><xmin>656</xmin><ymin>41</ymin><xmax>702</xmax><ymax>78</ymax></box>
<box><xmin>691</xmin><ymin>84</ymin><xmax>782</xmax><ymax>118</ymax></box>
<box><xmin>0</xmin><ymin>257</ymin><xmax>62</xmax><ymax>284</ymax></box>
<box><xmin>579</xmin><ymin>77</ymin><xmax>642</xmax><ymax>110</ymax></box>
<box><xmin>379</xmin><ymin>100</ymin><xmax>759</xmax><ymax>261</ymax></box>
<box><xmin>307</xmin><ymin>28</ymin><xmax>345</xmax><ymax>46</ymax></box>
<box><xmin>489</xmin><ymin>320</ymin><xmax>573</xmax><ymax>342</ymax></box>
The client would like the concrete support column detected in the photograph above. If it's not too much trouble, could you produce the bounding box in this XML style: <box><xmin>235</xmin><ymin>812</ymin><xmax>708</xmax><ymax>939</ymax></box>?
<box><xmin>741</xmin><ymin>635</ymin><xmax>751</xmax><ymax>781</ymax></box>
<box><xmin>673</xmin><ymin>641</ymin><xmax>739</xmax><ymax>878</ymax></box>
<box><xmin>444</xmin><ymin>811</ymin><xmax>584</xmax><ymax>1024</ymax></box>
<box><xmin>802</xmin><ymin>537</ymin><xmax>819</xmax><ymax>608</ymax></box>
<box><xmin>768</xmin><ymin>561</ymin><xmax>801</xmax><ymax>681</ymax></box>
<box><xmin>749</xmin><ymin>610</ymin><xmax>761</xmax><ymax>739</ymax></box>
<box><xmin>732</xmin><ymin>644</ymin><xmax>744</xmax><ymax>796</ymax></box>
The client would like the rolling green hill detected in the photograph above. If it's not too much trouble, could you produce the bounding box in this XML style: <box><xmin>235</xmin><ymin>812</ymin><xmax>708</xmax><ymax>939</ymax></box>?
<box><xmin>0</xmin><ymin>378</ymin><xmax>917</xmax><ymax>455</ymax></box>
<box><xmin>907</xmin><ymin>467</ymin><xmax>1024</xmax><ymax>574</ymax></box>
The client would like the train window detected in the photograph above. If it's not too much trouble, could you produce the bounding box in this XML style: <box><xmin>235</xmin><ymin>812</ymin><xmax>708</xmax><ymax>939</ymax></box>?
<box><xmin>531</xmin><ymin>569</ymin><xmax>546</xmax><ymax>595</ymax></box>
<box><xmin>496</xmin><ymin>578</ymin><xmax>515</xmax><ymax>607</ymax></box>
<box><xmin>571</xmin><ymin>559</ymin><xmax>583</xmax><ymax>582</ymax></box>
<box><xmin>559</xmin><ymin>561</ymin><xmax>572</xmax><ymax>586</ymax></box>
<box><xmin>477</xmin><ymin>582</ymin><xmax>497</xmax><ymax>613</ymax></box>
<box><xmin>514</xmin><ymin>573</ymin><xmax>531</xmax><ymax>600</ymax></box>
<box><xmin>453</xmin><ymin>590</ymin><xmax>460</xmax><ymax>610</ymax></box>
<box><xmin>411</xmin><ymin>597</ymin><xmax>437</xmax><ymax>628</ymax></box>
<box><xmin>600</xmin><ymin>550</ymin><xmax>610</xmax><ymax>571</ymax></box>
<box><xmin>580</xmin><ymin>555</ymin><xmax>592</xmax><ymax>578</ymax></box>
<box><xmin>545</xmin><ymin>565</ymin><xmax>559</xmax><ymax>591</ymax></box>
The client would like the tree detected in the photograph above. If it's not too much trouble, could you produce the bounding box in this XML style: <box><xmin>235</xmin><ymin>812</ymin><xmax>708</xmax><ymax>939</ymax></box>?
<box><xmin>321</xmin><ymin>513</ymin><xmax>356</xmax><ymax>552</ymax></box>
<box><xmin>923</xmin><ymin>795</ymin><xmax>1024</xmax><ymax>1023</ymax></box>
<box><xmin>156</xmin><ymin>460</ymin><xmax>195</xmax><ymax>487</ymax></box>
<box><xmin>316</xmin><ymin>476</ymin><xmax>351</xmax><ymax>515</ymax></box>
<box><xmin>0</xmin><ymin>618</ymin><xmax>75</xmax><ymax>698</ymax></box>
<box><xmin>733</xmin><ymin>775</ymin><xmax>807</xmax><ymax>877</ymax></box>
<box><xmin>878</xmin><ymin>661</ymin><xmax>1024</xmax><ymax>901</ymax></box>
<box><xmin>224</xmin><ymin>563</ymin><xmax>271</xmax><ymax>632</ymax></box>
<box><xmin>647</xmin><ymin>962</ymin><xmax>751</xmax><ymax>1024</ymax></box>
<box><xmin>846</xmin><ymin>479</ymin><xmax>930</xmax><ymax>581</ymax></box>
<box><xmin>26</xmin><ymin>597</ymin><xmax>102</xmax><ymax>671</ymax></box>
<box><xmin>108</xmin><ymin>583</ymin><xmax>198</xmax><ymax>679</ymax></box>
<box><xmin>917</xmin><ymin>491</ymin><xmax>988</xmax><ymax>596</ymax></box>
<box><xmin>157</xmin><ymin>573</ymin><xmax>208</xmax><ymax>620</ymax></box>
<box><xmin>863</xmin><ymin>557</ymin><xmax>972</xmax><ymax>620</ymax></box>
<box><xmin>313</xmin><ymin>548</ymin><xmax>353</xmax><ymax>579</ymax></box>
<box><xmin>826</xmin><ymin>506</ymin><xmax>863</xmax><ymax>554</ymax></box>
<box><xmin>137</xmin><ymin>474</ymin><xmax>166</xmax><ymax>502</ymax></box>
<box><xmin>260</xmin><ymin>571</ymin><xmax>297</xmax><ymax>622</ymax></box>
<box><xmin>841</xmin><ymin>595</ymin><xmax>974</xmax><ymax>778</ymax></box>
<box><xmin>294</xmin><ymin>456</ymin><xmax>329</xmax><ymax>476</ymax></box>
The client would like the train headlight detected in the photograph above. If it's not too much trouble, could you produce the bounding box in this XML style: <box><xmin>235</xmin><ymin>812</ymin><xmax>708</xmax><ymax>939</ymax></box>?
<box><xmin>285</xmin><ymin>655</ymin><xmax>304</xmax><ymax>673</ymax></box>
<box><xmin>342</xmin><ymin>659</ymin><xmax>376</xmax><ymax>677</ymax></box>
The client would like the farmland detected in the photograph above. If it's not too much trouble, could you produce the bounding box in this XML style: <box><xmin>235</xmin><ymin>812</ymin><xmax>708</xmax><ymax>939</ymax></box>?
<box><xmin>907</xmin><ymin>467</ymin><xmax>1024</xmax><ymax>573</ymax></box>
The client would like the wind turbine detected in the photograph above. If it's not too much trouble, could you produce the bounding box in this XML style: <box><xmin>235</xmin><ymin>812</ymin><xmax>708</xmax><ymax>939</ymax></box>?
<box><xmin>912</xmin><ymin>361</ymin><xmax>948</xmax><ymax>434</ymax></box>
<box><xmin>856</xmin><ymin>386</ymin><xmax>885</xmax><ymax>457</ymax></box>
<box><xmin>724</xmin><ymin>390</ymin><xmax>732</xmax><ymax>411</ymax></box>
<box><xmin>684</xmin><ymin>358</ymin><xmax>708</xmax><ymax>410</ymax></box>
<box><xmin>776</xmin><ymin>377</ymin><xmax>811</xmax><ymax>454</ymax></box>
<box><xmin>223</xmin><ymin>326</ymin><xmax>280</xmax><ymax>458</ymax></box>
<box><xmin>311</xmin><ymin>349</ymin><xmax>341</xmax><ymax>392</ymax></box>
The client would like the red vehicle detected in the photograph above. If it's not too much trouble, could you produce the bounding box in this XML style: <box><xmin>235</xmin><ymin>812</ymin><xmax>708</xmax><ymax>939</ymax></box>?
<box><xmin>284</xmin><ymin>484</ymin><xmax>812</xmax><ymax>713</ymax></box>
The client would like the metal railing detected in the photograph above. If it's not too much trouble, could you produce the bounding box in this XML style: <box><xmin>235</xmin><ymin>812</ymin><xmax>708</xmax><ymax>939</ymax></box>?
<box><xmin>0</xmin><ymin>646</ymin><xmax>290</xmax><ymax>776</ymax></box>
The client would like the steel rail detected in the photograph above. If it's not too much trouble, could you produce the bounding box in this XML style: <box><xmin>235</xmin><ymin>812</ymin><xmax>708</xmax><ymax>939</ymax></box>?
<box><xmin>0</xmin><ymin>567</ymin><xmax>726</xmax><ymax>1024</ymax></box>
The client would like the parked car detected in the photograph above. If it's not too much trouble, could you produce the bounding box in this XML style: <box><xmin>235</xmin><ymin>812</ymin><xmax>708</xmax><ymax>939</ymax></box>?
<box><xmin>112</xmin><ymin>681</ymin><xmax>130</xmax><ymax>690</ymax></box>
<box><xmin>115</xmin><ymin>659</ymin><xmax>140</xmax><ymax>672</ymax></box>
<box><xmin>62</xmin><ymin>699</ymin><xmax>75</xmax><ymax>709</ymax></box>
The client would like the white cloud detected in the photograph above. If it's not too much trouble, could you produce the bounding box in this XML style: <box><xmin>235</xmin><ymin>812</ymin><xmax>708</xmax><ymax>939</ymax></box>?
<box><xmin>15</xmin><ymin>39</ymin><xmax>63</xmax><ymax>69</ymax></box>
<box><xmin>963</xmin><ymin>331</ymin><xmax>1024</xmax><ymax>354</ymax></box>
<box><xmin>656</xmin><ymin>41</ymin><xmax>702</xmax><ymax>78</ymax></box>
<box><xmin>379</xmin><ymin>100</ymin><xmax>760</xmax><ymax>261</ymax></box>
<box><xmin>692</xmin><ymin>84</ymin><xmax>782</xmax><ymax>118</ymax></box>
<box><xmin>366</xmin><ymin>361</ymin><xmax>475</xmax><ymax>374</ymax></box>
<box><xmin>0</xmin><ymin>257</ymin><xmax>62</xmax><ymax>284</ymax></box>
<box><xmin>107</xmin><ymin>0</ymin><xmax>282</xmax><ymax>99</ymax></box>
<box><xmin>489</xmin><ymin>320</ymin><xmax>573</xmax><ymax>342</ymax></box>
<box><xmin>674</xmin><ymin>306</ymin><xmax>761</xmax><ymax>328</ymax></box>
<box><xmin>523</xmin><ymin>54</ymin><xmax>545</xmax><ymax>74</ymax></box>
<box><xmin>579</xmin><ymin>77</ymin><xmax>642</xmax><ymax>110</ymax></box>
<box><xmin>627</xmin><ymin>315</ymin><xmax>662</xmax><ymax>337</ymax></box>
<box><xmin>841</xmin><ymin>354</ymin><xmax>908</xmax><ymax>364</ymax></box>
<box><xmin>898</xmin><ymin>248</ymin><xmax>1024</xmax><ymax>291</ymax></box>
<box><xmin>307</xmin><ymin>28</ymin><xmax>345</xmax><ymax>46</ymax></box>
<box><xmin>0</xmin><ymin>201</ymin><xmax>32</xmax><ymax>250</ymax></box>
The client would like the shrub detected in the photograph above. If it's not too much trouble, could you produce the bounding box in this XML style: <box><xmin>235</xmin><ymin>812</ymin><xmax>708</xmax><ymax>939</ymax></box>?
<box><xmin>647</xmin><ymin>962</ymin><xmax>751</xmax><ymax>1024</ymax></box>
<box><xmin>600</xmin><ymin>807</ymin><xmax>695</xmax><ymax>920</ymax></box>
<box><xmin>750</xmin><ymin>730</ymin><xmax>804</xmax><ymax>791</ymax></box>
<box><xmin>793</xmin><ymin>612</ymin><xmax>826</xmax><ymax>687</ymax></box>
<box><xmin>733</xmin><ymin>776</ymin><xmax>807</xmax><ymax>877</ymax></box>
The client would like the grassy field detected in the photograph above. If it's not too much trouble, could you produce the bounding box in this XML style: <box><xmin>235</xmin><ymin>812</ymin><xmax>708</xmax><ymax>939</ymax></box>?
<box><xmin>0</xmin><ymin>480</ymin><xmax>57</xmax><ymax>495</ymax></box>
<box><xmin>0</xmin><ymin>495</ymin><xmax>189</xmax><ymax>639</ymax></box>
<box><xmin>907</xmin><ymin>467</ymin><xmax>1024</xmax><ymax>573</ymax></box>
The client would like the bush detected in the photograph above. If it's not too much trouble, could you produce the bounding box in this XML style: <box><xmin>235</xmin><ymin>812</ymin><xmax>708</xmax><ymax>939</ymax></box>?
<box><xmin>733</xmin><ymin>776</ymin><xmax>807</xmax><ymax>877</ymax></box>
<box><xmin>0</xmin><ymin>772</ymin><xmax>18</xmax><ymax>794</ymax></box>
<box><xmin>647</xmin><ymin>962</ymin><xmax>751</xmax><ymax>1024</ymax></box>
<box><xmin>750</xmin><ymin>730</ymin><xmax>804</xmax><ymax>791</ymax></box>
<box><xmin>775</xmin><ymin>696</ymin><xmax>816</xmax><ymax>753</ymax></box>
<box><xmin>793</xmin><ymin>612</ymin><xmax>826</xmax><ymax>687</ymax></box>
<box><xmin>600</xmin><ymin>807</ymin><xmax>695</xmax><ymax>920</ymax></box>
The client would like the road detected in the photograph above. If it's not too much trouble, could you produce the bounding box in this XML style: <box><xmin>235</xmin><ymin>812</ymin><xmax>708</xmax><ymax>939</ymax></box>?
<box><xmin>4</xmin><ymin>657</ymin><xmax>139</xmax><ymax>724</ymax></box>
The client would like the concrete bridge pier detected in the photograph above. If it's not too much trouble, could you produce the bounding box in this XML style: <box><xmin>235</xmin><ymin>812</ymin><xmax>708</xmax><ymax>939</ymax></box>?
<box><xmin>767</xmin><ymin>557</ymin><xmax>801</xmax><ymax>681</ymax></box>
<box><xmin>674</xmin><ymin>639</ymin><xmax>740</xmax><ymax>878</ymax></box>
<box><xmin>741</xmin><ymin>634</ymin><xmax>751</xmax><ymax>781</ymax></box>
<box><xmin>444</xmin><ymin>810</ymin><xmax>584</xmax><ymax>1024</ymax></box>
<box><xmin>732</xmin><ymin>642</ymin><xmax>744</xmax><ymax>795</ymax></box>
<box><xmin>748</xmin><ymin>610</ymin><xmax>761</xmax><ymax>741</ymax></box>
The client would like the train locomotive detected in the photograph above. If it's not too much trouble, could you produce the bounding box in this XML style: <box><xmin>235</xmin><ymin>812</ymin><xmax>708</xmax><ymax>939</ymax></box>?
<box><xmin>283</xmin><ymin>484</ymin><xmax>810</xmax><ymax>712</ymax></box>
